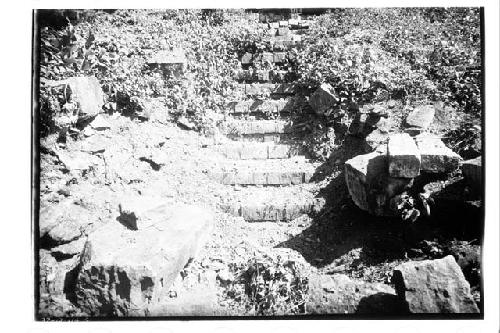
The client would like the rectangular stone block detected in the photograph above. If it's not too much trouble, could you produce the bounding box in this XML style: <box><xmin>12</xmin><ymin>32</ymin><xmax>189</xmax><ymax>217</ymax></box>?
<box><xmin>415</xmin><ymin>133</ymin><xmax>461</xmax><ymax>173</ymax></box>
<box><xmin>388</xmin><ymin>133</ymin><xmax>421</xmax><ymax>178</ymax></box>
<box><xmin>405</xmin><ymin>105</ymin><xmax>435</xmax><ymax>130</ymax></box>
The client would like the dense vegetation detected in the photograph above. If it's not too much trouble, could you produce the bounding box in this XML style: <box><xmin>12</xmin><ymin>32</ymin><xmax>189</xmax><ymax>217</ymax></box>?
<box><xmin>38</xmin><ymin>8</ymin><xmax>482</xmax><ymax>156</ymax></box>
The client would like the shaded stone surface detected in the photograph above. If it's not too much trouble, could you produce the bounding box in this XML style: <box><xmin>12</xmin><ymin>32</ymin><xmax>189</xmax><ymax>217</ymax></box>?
<box><xmin>306</xmin><ymin>274</ymin><xmax>400</xmax><ymax>314</ymax></box>
<box><xmin>345</xmin><ymin>146</ymin><xmax>413</xmax><ymax>216</ymax></box>
<box><xmin>392</xmin><ymin>255</ymin><xmax>479</xmax><ymax>313</ymax></box>
<box><xmin>387</xmin><ymin>133</ymin><xmax>421</xmax><ymax>178</ymax></box>
<box><xmin>414</xmin><ymin>133</ymin><xmax>461</xmax><ymax>173</ymax></box>
<box><xmin>147</xmin><ymin>49</ymin><xmax>187</xmax><ymax>76</ymax></box>
<box><xmin>405</xmin><ymin>105</ymin><xmax>435</xmax><ymax>130</ymax></box>
<box><xmin>74</xmin><ymin>203</ymin><xmax>214</xmax><ymax>316</ymax></box>
<box><xmin>462</xmin><ymin>156</ymin><xmax>482</xmax><ymax>190</ymax></box>
<box><xmin>308</xmin><ymin>83</ymin><xmax>338</xmax><ymax>115</ymax></box>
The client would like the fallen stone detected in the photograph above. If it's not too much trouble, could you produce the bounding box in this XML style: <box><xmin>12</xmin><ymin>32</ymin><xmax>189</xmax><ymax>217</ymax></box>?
<box><xmin>306</xmin><ymin>274</ymin><xmax>401</xmax><ymax>314</ymax></box>
<box><xmin>51</xmin><ymin>237</ymin><xmax>87</xmax><ymax>258</ymax></box>
<box><xmin>40</xmin><ymin>199</ymin><xmax>94</xmax><ymax>246</ymax></box>
<box><xmin>405</xmin><ymin>105</ymin><xmax>435</xmax><ymax>131</ymax></box>
<box><xmin>39</xmin><ymin>250</ymin><xmax>80</xmax><ymax>299</ymax></box>
<box><xmin>147</xmin><ymin>49</ymin><xmax>187</xmax><ymax>76</ymax></box>
<box><xmin>364</xmin><ymin>129</ymin><xmax>389</xmax><ymax>152</ymax></box>
<box><xmin>387</xmin><ymin>133</ymin><xmax>421</xmax><ymax>178</ymax></box>
<box><xmin>414</xmin><ymin>133</ymin><xmax>461</xmax><ymax>173</ymax></box>
<box><xmin>277</xmin><ymin>27</ymin><xmax>290</xmax><ymax>36</ymax></box>
<box><xmin>177</xmin><ymin>116</ymin><xmax>196</xmax><ymax>130</ymax></box>
<box><xmin>241</xmin><ymin>52</ymin><xmax>253</xmax><ymax>64</ymax></box>
<box><xmin>89</xmin><ymin>114</ymin><xmax>111</xmax><ymax>131</ymax></box>
<box><xmin>345</xmin><ymin>145</ymin><xmax>413</xmax><ymax>216</ymax></box>
<box><xmin>392</xmin><ymin>255</ymin><xmax>479</xmax><ymax>313</ymax></box>
<box><xmin>56</xmin><ymin>149</ymin><xmax>101</xmax><ymax>172</ymax></box>
<box><xmin>462</xmin><ymin>156</ymin><xmax>482</xmax><ymax>190</ymax></box>
<box><xmin>74</xmin><ymin>203</ymin><xmax>214</xmax><ymax>316</ymax></box>
<box><xmin>308</xmin><ymin>83</ymin><xmax>338</xmax><ymax>115</ymax></box>
<box><xmin>65</xmin><ymin>76</ymin><xmax>104</xmax><ymax>120</ymax></box>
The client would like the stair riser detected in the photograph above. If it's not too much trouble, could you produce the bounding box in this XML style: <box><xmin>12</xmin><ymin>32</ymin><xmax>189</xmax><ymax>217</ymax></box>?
<box><xmin>210</xmin><ymin>171</ymin><xmax>313</xmax><ymax>186</ymax></box>
<box><xmin>217</xmin><ymin>145</ymin><xmax>303</xmax><ymax>160</ymax></box>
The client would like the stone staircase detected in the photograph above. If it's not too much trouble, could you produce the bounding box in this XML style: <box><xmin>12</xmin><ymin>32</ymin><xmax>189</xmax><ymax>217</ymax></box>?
<box><xmin>212</xmin><ymin>14</ymin><xmax>324</xmax><ymax>222</ymax></box>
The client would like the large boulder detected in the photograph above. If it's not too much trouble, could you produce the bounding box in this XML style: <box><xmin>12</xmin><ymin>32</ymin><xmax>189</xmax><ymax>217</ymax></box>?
<box><xmin>414</xmin><ymin>133</ymin><xmax>461</xmax><ymax>173</ymax></box>
<box><xmin>387</xmin><ymin>133</ymin><xmax>421</xmax><ymax>178</ymax></box>
<box><xmin>308</xmin><ymin>83</ymin><xmax>338</xmax><ymax>115</ymax></box>
<box><xmin>404</xmin><ymin>105</ymin><xmax>435</xmax><ymax>134</ymax></box>
<box><xmin>74</xmin><ymin>201</ymin><xmax>213</xmax><ymax>316</ymax></box>
<box><xmin>392</xmin><ymin>255</ymin><xmax>479</xmax><ymax>313</ymax></box>
<box><xmin>345</xmin><ymin>145</ymin><xmax>413</xmax><ymax>216</ymax></box>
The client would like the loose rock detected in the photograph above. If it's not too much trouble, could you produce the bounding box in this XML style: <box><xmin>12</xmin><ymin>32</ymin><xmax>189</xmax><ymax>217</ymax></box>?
<box><xmin>387</xmin><ymin>133</ymin><xmax>421</xmax><ymax>178</ymax></box>
<box><xmin>392</xmin><ymin>255</ymin><xmax>479</xmax><ymax>313</ymax></box>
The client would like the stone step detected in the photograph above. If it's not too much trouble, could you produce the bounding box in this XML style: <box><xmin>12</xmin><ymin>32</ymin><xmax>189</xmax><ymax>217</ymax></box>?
<box><xmin>236</xmin><ymin>69</ymin><xmax>297</xmax><ymax>83</ymax></box>
<box><xmin>209</xmin><ymin>157</ymin><xmax>318</xmax><ymax>186</ymax></box>
<box><xmin>234</xmin><ymin>83</ymin><xmax>297</xmax><ymax>96</ymax></box>
<box><xmin>220</xmin><ymin>185</ymin><xmax>324</xmax><ymax>221</ymax></box>
<box><xmin>225</xmin><ymin>98</ymin><xmax>296</xmax><ymax>115</ymax></box>
<box><xmin>221</xmin><ymin>119</ymin><xmax>292</xmax><ymax>136</ymax></box>
<box><xmin>214</xmin><ymin>141</ymin><xmax>303</xmax><ymax>160</ymax></box>
<box><xmin>240</xmin><ymin>51</ymin><xmax>296</xmax><ymax>66</ymax></box>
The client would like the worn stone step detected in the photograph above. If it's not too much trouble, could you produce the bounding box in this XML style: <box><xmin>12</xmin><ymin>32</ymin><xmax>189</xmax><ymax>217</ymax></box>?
<box><xmin>240</xmin><ymin>51</ymin><xmax>295</xmax><ymax>66</ymax></box>
<box><xmin>234</xmin><ymin>83</ymin><xmax>297</xmax><ymax>96</ymax></box>
<box><xmin>209</xmin><ymin>157</ymin><xmax>318</xmax><ymax>186</ymax></box>
<box><xmin>220</xmin><ymin>185</ymin><xmax>324</xmax><ymax>221</ymax></box>
<box><xmin>226</xmin><ymin>98</ymin><xmax>296</xmax><ymax>115</ymax></box>
<box><xmin>221</xmin><ymin>119</ymin><xmax>292</xmax><ymax>136</ymax></box>
<box><xmin>236</xmin><ymin>69</ymin><xmax>296</xmax><ymax>83</ymax></box>
<box><xmin>214</xmin><ymin>142</ymin><xmax>303</xmax><ymax>160</ymax></box>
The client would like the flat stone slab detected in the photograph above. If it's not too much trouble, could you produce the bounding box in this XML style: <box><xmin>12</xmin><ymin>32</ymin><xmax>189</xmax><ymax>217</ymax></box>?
<box><xmin>387</xmin><ymin>133</ymin><xmax>421</xmax><ymax>178</ymax></box>
<box><xmin>210</xmin><ymin>157</ymin><xmax>317</xmax><ymax>186</ymax></box>
<box><xmin>392</xmin><ymin>255</ymin><xmax>479</xmax><ymax>313</ymax></box>
<box><xmin>222</xmin><ymin>119</ymin><xmax>291</xmax><ymax>136</ymax></box>
<box><xmin>215</xmin><ymin>142</ymin><xmax>302</xmax><ymax>160</ymax></box>
<box><xmin>462</xmin><ymin>156</ymin><xmax>482</xmax><ymax>190</ymax></box>
<box><xmin>345</xmin><ymin>145</ymin><xmax>413</xmax><ymax>216</ymax></box>
<box><xmin>74</xmin><ymin>202</ymin><xmax>213</xmax><ymax>316</ymax></box>
<box><xmin>405</xmin><ymin>105</ymin><xmax>435</xmax><ymax>130</ymax></box>
<box><xmin>414</xmin><ymin>133</ymin><xmax>461</xmax><ymax>173</ymax></box>
<box><xmin>220</xmin><ymin>186</ymin><xmax>323</xmax><ymax>221</ymax></box>
<box><xmin>308</xmin><ymin>83</ymin><xmax>338</xmax><ymax>115</ymax></box>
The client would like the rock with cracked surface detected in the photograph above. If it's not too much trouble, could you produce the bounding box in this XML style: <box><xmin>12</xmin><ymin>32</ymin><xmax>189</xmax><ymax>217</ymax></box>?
<box><xmin>345</xmin><ymin>145</ymin><xmax>413</xmax><ymax>216</ymax></box>
<box><xmin>392</xmin><ymin>255</ymin><xmax>479</xmax><ymax>313</ymax></box>
<box><xmin>414</xmin><ymin>133</ymin><xmax>461</xmax><ymax>173</ymax></box>
<box><xmin>74</xmin><ymin>203</ymin><xmax>213</xmax><ymax>316</ymax></box>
